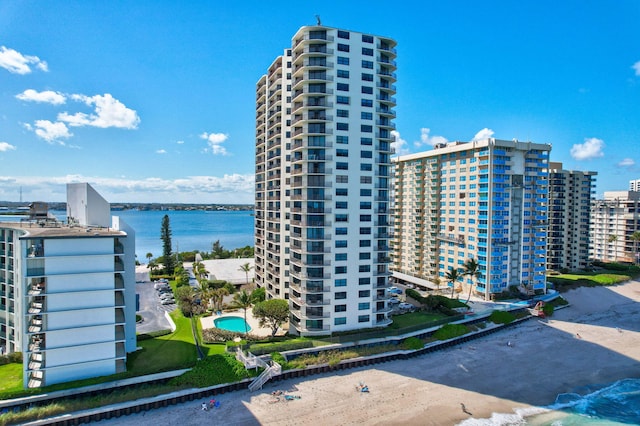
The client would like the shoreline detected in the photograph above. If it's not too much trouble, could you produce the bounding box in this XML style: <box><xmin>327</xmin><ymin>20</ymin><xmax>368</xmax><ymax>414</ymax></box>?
<box><xmin>99</xmin><ymin>280</ymin><xmax>640</xmax><ymax>425</ymax></box>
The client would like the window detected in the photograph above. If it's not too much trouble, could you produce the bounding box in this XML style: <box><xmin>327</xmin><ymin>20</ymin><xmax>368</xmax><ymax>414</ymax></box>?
<box><xmin>359</xmin><ymin>252</ymin><xmax>371</xmax><ymax>260</ymax></box>
<box><xmin>336</xmin><ymin>123</ymin><xmax>349</xmax><ymax>131</ymax></box>
<box><xmin>362</xmin><ymin>47</ymin><xmax>373</xmax><ymax>56</ymax></box>
<box><xmin>361</xmin><ymin>73</ymin><xmax>373</xmax><ymax>81</ymax></box>
<box><xmin>358</xmin><ymin>315</ymin><xmax>370</xmax><ymax>323</ymax></box>
<box><xmin>335</xmin><ymin>266</ymin><xmax>347</xmax><ymax>274</ymax></box>
<box><xmin>336</xmin><ymin>175</ymin><xmax>349</xmax><ymax>183</ymax></box>
<box><xmin>360</xmin><ymin>176</ymin><xmax>372</xmax><ymax>184</ymax></box>
<box><xmin>337</xmin><ymin>43</ymin><xmax>350</xmax><ymax>52</ymax></box>
<box><xmin>359</xmin><ymin>265</ymin><xmax>371</xmax><ymax>272</ymax></box>
<box><xmin>335</xmin><ymin>240</ymin><xmax>347</xmax><ymax>248</ymax></box>
<box><xmin>335</xmin><ymin>227</ymin><xmax>348</xmax><ymax>235</ymax></box>
<box><xmin>335</xmin><ymin>292</ymin><xmax>347</xmax><ymax>300</ymax></box>
<box><xmin>336</xmin><ymin>135</ymin><xmax>349</xmax><ymax>144</ymax></box>
<box><xmin>359</xmin><ymin>201</ymin><xmax>372</xmax><ymax>209</ymax></box>
<box><xmin>361</xmin><ymin>86</ymin><xmax>373</xmax><ymax>94</ymax></box>
<box><xmin>360</xmin><ymin>188</ymin><xmax>372</xmax><ymax>196</ymax></box>
<box><xmin>361</xmin><ymin>99</ymin><xmax>373</xmax><ymax>107</ymax></box>
<box><xmin>361</xmin><ymin>150</ymin><xmax>372</xmax><ymax>158</ymax></box>
<box><xmin>361</xmin><ymin>125</ymin><xmax>373</xmax><ymax>133</ymax></box>
<box><xmin>334</xmin><ymin>317</ymin><xmax>347</xmax><ymax>325</ymax></box>
<box><xmin>361</xmin><ymin>112</ymin><xmax>373</xmax><ymax>120</ymax></box>
<box><xmin>358</xmin><ymin>302</ymin><xmax>370</xmax><ymax>310</ymax></box>
<box><xmin>338</xmin><ymin>30</ymin><xmax>350</xmax><ymax>39</ymax></box>
<box><xmin>337</xmin><ymin>56</ymin><xmax>349</xmax><ymax>65</ymax></box>
<box><xmin>337</xmin><ymin>69</ymin><xmax>350</xmax><ymax>78</ymax></box>
<box><xmin>336</xmin><ymin>162</ymin><xmax>349</xmax><ymax>170</ymax></box>
<box><xmin>335</xmin><ymin>214</ymin><xmax>348</xmax><ymax>222</ymax></box>
<box><xmin>362</xmin><ymin>60</ymin><xmax>373</xmax><ymax>69</ymax></box>
<box><xmin>336</xmin><ymin>201</ymin><xmax>348</xmax><ymax>209</ymax></box>
<box><xmin>337</xmin><ymin>83</ymin><xmax>349</xmax><ymax>91</ymax></box>
<box><xmin>335</xmin><ymin>253</ymin><xmax>347</xmax><ymax>261</ymax></box>
<box><xmin>337</xmin><ymin>148</ymin><xmax>349</xmax><ymax>157</ymax></box>
<box><xmin>337</xmin><ymin>109</ymin><xmax>349</xmax><ymax>118</ymax></box>
<box><xmin>359</xmin><ymin>240</ymin><xmax>371</xmax><ymax>247</ymax></box>
<box><xmin>360</xmin><ymin>214</ymin><xmax>372</xmax><ymax>221</ymax></box>
<box><xmin>336</xmin><ymin>96</ymin><xmax>350</xmax><ymax>104</ymax></box>
<box><xmin>361</xmin><ymin>137</ymin><xmax>372</xmax><ymax>145</ymax></box>
<box><xmin>335</xmin><ymin>305</ymin><xmax>347</xmax><ymax>313</ymax></box>
<box><xmin>335</xmin><ymin>279</ymin><xmax>346</xmax><ymax>287</ymax></box>
<box><xmin>360</xmin><ymin>163</ymin><xmax>372</xmax><ymax>171</ymax></box>
<box><xmin>362</xmin><ymin>34</ymin><xmax>373</xmax><ymax>43</ymax></box>
<box><xmin>336</xmin><ymin>188</ymin><xmax>348</xmax><ymax>196</ymax></box>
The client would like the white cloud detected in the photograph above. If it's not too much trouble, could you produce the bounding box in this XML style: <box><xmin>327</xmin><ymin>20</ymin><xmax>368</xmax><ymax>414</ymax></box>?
<box><xmin>0</xmin><ymin>46</ymin><xmax>48</xmax><ymax>74</ymax></box>
<box><xmin>156</xmin><ymin>149</ymin><xmax>167</xmax><ymax>154</ymax></box>
<box><xmin>0</xmin><ymin>174</ymin><xmax>256</xmax><ymax>204</ymax></box>
<box><xmin>415</xmin><ymin>127</ymin><xmax>448</xmax><ymax>148</ymax></box>
<box><xmin>176</xmin><ymin>140</ymin><xmax>184</xmax><ymax>144</ymax></box>
<box><xmin>33</xmin><ymin>120</ymin><xmax>73</xmax><ymax>144</ymax></box>
<box><xmin>391</xmin><ymin>130</ymin><xmax>409</xmax><ymax>156</ymax></box>
<box><xmin>617</xmin><ymin>158</ymin><xmax>635</xmax><ymax>168</ymax></box>
<box><xmin>0</xmin><ymin>142</ymin><xmax>16</xmax><ymax>152</ymax></box>
<box><xmin>16</xmin><ymin>89</ymin><xmax>66</xmax><ymax>105</ymax></box>
<box><xmin>58</xmin><ymin>93</ymin><xmax>140</xmax><ymax>129</ymax></box>
<box><xmin>472</xmin><ymin>128</ymin><xmax>495</xmax><ymax>141</ymax></box>
<box><xmin>200</xmin><ymin>132</ymin><xmax>229</xmax><ymax>155</ymax></box>
<box><xmin>570</xmin><ymin>137</ymin><xmax>605</xmax><ymax>160</ymax></box>
<box><xmin>632</xmin><ymin>61</ymin><xmax>640</xmax><ymax>76</ymax></box>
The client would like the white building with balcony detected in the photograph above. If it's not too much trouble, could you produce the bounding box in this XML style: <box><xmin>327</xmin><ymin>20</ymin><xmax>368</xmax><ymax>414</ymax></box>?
<box><xmin>392</xmin><ymin>139</ymin><xmax>551</xmax><ymax>299</ymax></box>
<box><xmin>590</xmin><ymin>191</ymin><xmax>640</xmax><ymax>263</ymax></box>
<box><xmin>0</xmin><ymin>183</ymin><xmax>136</xmax><ymax>388</ymax></box>
<box><xmin>254</xmin><ymin>25</ymin><xmax>396</xmax><ymax>335</ymax></box>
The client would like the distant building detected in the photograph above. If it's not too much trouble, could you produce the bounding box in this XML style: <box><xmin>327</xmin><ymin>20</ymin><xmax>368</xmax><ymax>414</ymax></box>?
<box><xmin>0</xmin><ymin>183</ymin><xmax>136</xmax><ymax>388</ymax></box>
<box><xmin>254</xmin><ymin>25</ymin><xmax>396</xmax><ymax>335</ymax></box>
<box><xmin>590</xmin><ymin>191</ymin><xmax>640</xmax><ymax>263</ymax></box>
<box><xmin>547</xmin><ymin>162</ymin><xmax>597</xmax><ymax>271</ymax></box>
<box><xmin>392</xmin><ymin>139</ymin><xmax>551</xmax><ymax>299</ymax></box>
<box><xmin>629</xmin><ymin>179</ymin><xmax>640</xmax><ymax>192</ymax></box>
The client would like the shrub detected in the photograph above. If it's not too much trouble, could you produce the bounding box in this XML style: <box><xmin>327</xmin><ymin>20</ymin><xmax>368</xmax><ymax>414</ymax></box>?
<box><xmin>542</xmin><ymin>303</ymin><xmax>555</xmax><ymax>317</ymax></box>
<box><xmin>202</xmin><ymin>328</ymin><xmax>245</xmax><ymax>343</ymax></box>
<box><xmin>0</xmin><ymin>352</ymin><xmax>22</xmax><ymax>366</ymax></box>
<box><xmin>270</xmin><ymin>352</ymin><xmax>291</xmax><ymax>370</ymax></box>
<box><xmin>249</xmin><ymin>339</ymin><xmax>314</xmax><ymax>356</ymax></box>
<box><xmin>402</xmin><ymin>337</ymin><xmax>424</xmax><ymax>350</ymax></box>
<box><xmin>433</xmin><ymin>323</ymin><xmax>469</xmax><ymax>340</ymax></box>
<box><xmin>489</xmin><ymin>310</ymin><xmax>515</xmax><ymax>325</ymax></box>
<box><xmin>168</xmin><ymin>354</ymin><xmax>249</xmax><ymax>387</ymax></box>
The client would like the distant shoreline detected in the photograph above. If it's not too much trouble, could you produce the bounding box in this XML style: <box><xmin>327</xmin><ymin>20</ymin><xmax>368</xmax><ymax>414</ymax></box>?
<box><xmin>0</xmin><ymin>204</ymin><xmax>254</xmax><ymax>213</ymax></box>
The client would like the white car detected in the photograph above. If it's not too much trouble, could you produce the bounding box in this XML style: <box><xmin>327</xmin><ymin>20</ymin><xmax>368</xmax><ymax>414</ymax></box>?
<box><xmin>399</xmin><ymin>302</ymin><xmax>414</xmax><ymax>310</ymax></box>
<box><xmin>160</xmin><ymin>298</ymin><xmax>175</xmax><ymax>305</ymax></box>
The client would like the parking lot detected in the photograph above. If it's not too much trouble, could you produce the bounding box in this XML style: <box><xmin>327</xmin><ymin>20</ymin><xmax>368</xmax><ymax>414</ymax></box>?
<box><xmin>135</xmin><ymin>269</ymin><xmax>174</xmax><ymax>334</ymax></box>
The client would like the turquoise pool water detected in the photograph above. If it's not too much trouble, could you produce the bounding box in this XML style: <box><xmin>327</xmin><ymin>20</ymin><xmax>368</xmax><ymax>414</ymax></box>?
<box><xmin>214</xmin><ymin>316</ymin><xmax>251</xmax><ymax>333</ymax></box>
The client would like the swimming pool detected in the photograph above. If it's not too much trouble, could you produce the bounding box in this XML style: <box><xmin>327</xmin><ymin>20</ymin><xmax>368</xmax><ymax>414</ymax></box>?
<box><xmin>214</xmin><ymin>316</ymin><xmax>252</xmax><ymax>333</ymax></box>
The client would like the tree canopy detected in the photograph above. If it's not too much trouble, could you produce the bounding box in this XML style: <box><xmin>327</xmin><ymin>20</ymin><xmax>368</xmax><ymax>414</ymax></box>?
<box><xmin>252</xmin><ymin>299</ymin><xmax>290</xmax><ymax>337</ymax></box>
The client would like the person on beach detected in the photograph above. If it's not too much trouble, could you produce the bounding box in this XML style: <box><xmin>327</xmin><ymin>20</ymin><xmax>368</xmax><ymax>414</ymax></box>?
<box><xmin>201</xmin><ymin>402</ymin><xmax>208</xmax><ymax>411</ymax></box>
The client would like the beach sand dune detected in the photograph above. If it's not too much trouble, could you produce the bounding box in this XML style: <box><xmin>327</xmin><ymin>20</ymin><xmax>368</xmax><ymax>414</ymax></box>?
<box><xmin>98</xmin><ymin>281</ymin><xmax>640</xmax><ymax>425</ymax></box>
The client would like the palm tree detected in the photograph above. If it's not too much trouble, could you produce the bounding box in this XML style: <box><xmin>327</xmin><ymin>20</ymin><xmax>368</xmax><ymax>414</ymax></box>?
<box><xmin>228</xmin><ymin>289</ymin><xmax>253</xmax><ymax>335</ymax></box>
<box><xmin>193</xmin><ymin>261</ymin><xmax>208</xmax><ymax>284</ymax></box>
<box><xmin>211</xmin><ymin>287</ymin><xmax>229</xmax><ymax>312</ymax></box>
<box><xmin>145</xmin><ymin>252</ymin><xmax>153</xmax><ymax>264</ymax></box>
<box><xmin>239</xmin><ymin>262</ymin><xmax>253</xmax><ymax>286</ymax></box>
<box><xmin>608</xmin><ymin>234</ymin><xmax>619</xmax><ymax>262</ymax></box>
<box><xmin>629</xmin><ymin>231</ymin><xmax>640</xmax><ymax>265</ymax></box>
<box><xmin>462</xmin><ymin>258</ymin><xmax>482</xmax><ymax>303</ymax></box>
<box><xmin>445</xmin><ymin>267</ymin><xmax>462</xmax><ymax>299</ymax></box>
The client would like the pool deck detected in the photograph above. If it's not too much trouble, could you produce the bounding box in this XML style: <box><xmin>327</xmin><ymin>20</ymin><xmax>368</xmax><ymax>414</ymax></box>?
<box><xmin>200</xmin><ymin>307</ymin><xmax>287</xmax><ymax>338</ymax></box>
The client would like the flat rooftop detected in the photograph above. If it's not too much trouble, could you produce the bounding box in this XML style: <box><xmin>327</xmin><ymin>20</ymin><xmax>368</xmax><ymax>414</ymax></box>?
<box><xmin>0</xmin><ymin>221</ymin><xmax>126</xmax><ymax>238</ymax></box>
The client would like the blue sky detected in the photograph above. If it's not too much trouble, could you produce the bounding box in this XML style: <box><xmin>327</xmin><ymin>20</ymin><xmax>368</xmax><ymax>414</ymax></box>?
<box><xmin>1</xmin><ymin>1</ymin><xmax>638</xmax><ymax>204</ymax></box>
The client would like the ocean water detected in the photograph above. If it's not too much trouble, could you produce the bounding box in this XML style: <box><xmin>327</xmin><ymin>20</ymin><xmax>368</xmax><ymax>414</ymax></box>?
<box><xmin>458</xmin><ymin>378</ymin><xmax>640</xmax><ymax>425</ymax></box>
<box><xmin>0</xmin><ymin>209</ymin><xmax>255</xmax><ymax>261</ymax></box>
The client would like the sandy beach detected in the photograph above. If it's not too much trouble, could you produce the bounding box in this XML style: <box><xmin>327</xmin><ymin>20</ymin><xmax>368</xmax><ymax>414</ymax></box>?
<box><xmin>99</xmin><ymin>280</ymin><xmax>640</xmax><ymax>425</ymax></box>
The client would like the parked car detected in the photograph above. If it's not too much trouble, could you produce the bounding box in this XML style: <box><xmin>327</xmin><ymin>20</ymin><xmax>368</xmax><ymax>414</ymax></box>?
<box><xmin>387</xmin><ymin>286</ymin><xmax>403</xmax><ymax>295</ymax></box>
<box><xmin>160</xmin><ymin>298</ymin><xmax>175</xmax><ymax>305</ymax></box>
<box><xmin>399</xmin><ymin>302</ymin><xmax>414</xmax><ymax>310</ymax></box>
<box><xmin>388</xmin><ymin>298</ymin><xmax>400</xmax><ymax>305</ymax></box>
<box><xmin>159</xmin><ymin>292</ymin><xmax>174</xmax><ymax>300</ymax></box>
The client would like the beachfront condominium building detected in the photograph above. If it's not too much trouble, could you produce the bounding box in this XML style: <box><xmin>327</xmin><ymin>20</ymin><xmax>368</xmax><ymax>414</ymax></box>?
<box><xmin>630</xmin><ymin>179</ymin><xmax>640</xmax><ymax>192</ymax></box>
<box><xmin>254</xmin><ymin>25</ymin><xmax>396</xmax><ymax>335</ymax></box>
<box><xmin>547</xmin><ymin>162</ymin><xmax>597</xmax><ymax>272</ymax></box>
<box><xmin>392</xmin><ymin>139</ymin><xmax>551</xmax><ymax>300</ymax></box>
<box><xmin>590</xmin><ymin>191</ymin><xmax>640</xmax><ymax>264</ymax></box>
<box><xmin>0</xmin><ymin>183</ymin><xmax>136</xmax><ymax>388</ymax></box>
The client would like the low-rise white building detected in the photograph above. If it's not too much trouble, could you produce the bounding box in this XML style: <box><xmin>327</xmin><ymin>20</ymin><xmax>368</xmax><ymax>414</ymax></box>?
<box><xmin>0</xmin><ymin>183</ymin><xmax>136</xmax><ymax>388</ymax></box>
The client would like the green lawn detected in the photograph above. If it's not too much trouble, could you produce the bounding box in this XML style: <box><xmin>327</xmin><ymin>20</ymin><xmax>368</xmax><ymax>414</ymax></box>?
<box><xmin>387</xmin><ymin>311</ymin><xmax>446</xmax><ymax>329</ymax></box>
<box><xmin>548</xmin><ymin>269</ymin><xmax>637</xmax><ymax>289</ymax></box>
<box><xmin>0</xmin><ymin>363</ymin><xmax>23</xmax><ymax>394</ymax></box>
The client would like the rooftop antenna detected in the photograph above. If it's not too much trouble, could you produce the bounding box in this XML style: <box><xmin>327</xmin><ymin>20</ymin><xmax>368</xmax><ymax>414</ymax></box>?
<box><xmin>315</xmin><ymin>15</ymin><xmax>321</xmax><ymax>25</ymax></box>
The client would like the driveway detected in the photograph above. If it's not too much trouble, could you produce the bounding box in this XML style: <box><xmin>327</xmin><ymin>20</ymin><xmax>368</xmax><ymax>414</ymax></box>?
<box><xmin>135</xmin><ymin>279</ymin><xmax>174</xmax><ymax>334</ymax></box>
